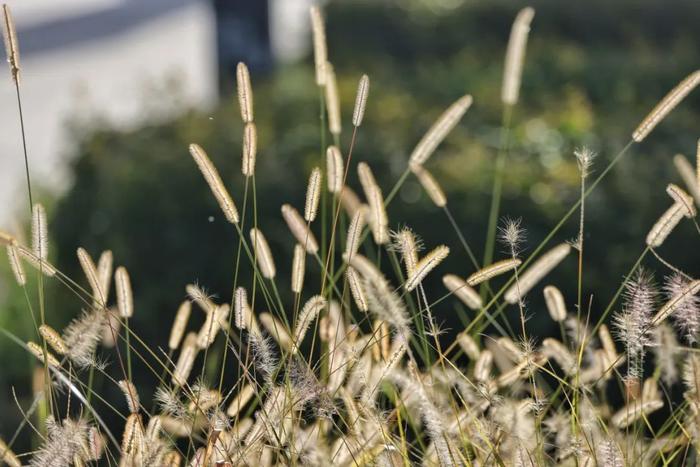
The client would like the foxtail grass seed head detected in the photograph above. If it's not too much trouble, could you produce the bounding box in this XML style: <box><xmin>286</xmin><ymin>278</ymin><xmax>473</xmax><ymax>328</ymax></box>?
<box><xmin>343</xmin><ymin>207</ymin><xmax>366</xmax><ymax>262</ymax></box>
<box><xmin>474</xmin><ymin>349</ymin><xmax>493</xmax><ymax>382</ymax></box>
<box><xmin>394</xmin><ymin>227</ymin><xmax>419</xmax><ymax>277</ymax></box>
<box><xmin>32</xmin><ymin>203</ymin><xmax>48</xmax><ymax>261</ymax></box>
<box><xmin>653</xmin><ymin>279</ymin><xmax>700</xmax><ymax>326</ymax></box>
<box><xmin>27</xmin><ymin>341</ymin><xmax>60</xmax><ymax>367</ymax></box>
<box><xmin>6</xmin><ymin>242</ymin><xmax>25</xmax><ymax>285</ymax></box>
<box><xmin>410</xmin><ymin>165</ymin><xmax>447</xmax><ymax>207</ymax></box>
<box><xmin>666</xmin><ymin>183</ymin><xmax>696</xmax><ymax>217</ymax></box>
<box><xmin>504</xmin><ymin>243</ymin><xmax>571</xmax><ymax>304</ymax></box>
<box><xmin>0</xmin><ymin>229</ymin><xmax>13</xmax><ymax>245</ymax></box>
<box><xmin>281</xmin><ymin>204</ymin><xmax>319</xmax><ymax>254</ymax></box>
<box><xmin>326</xmin><ymin>145</ymin><xmax>344</xmax><ymax>193</ymax></box>
<box><xmin>236</xmin><ymin>62</ymin><xmax>253</xmax><ymax>123</ymax></box>
<box><xmin>498</xmin><ymin>216</ymin><xmax>526</xmax><ymax>257</ymax></box>
<box><xmin>543</xmin><ymin>285</ymin><xmax>567</xmax><ymax>322</ymax></box>
<box><xmin>646</xmin><ymin>203</ymin><xmax>686</xmax><ymax>247</ymax></box>
<box><xmin>664</xmin><ymin>273</ymin><xmax>700</xmax><ymax>344</ymax></box>
<box><xmin>0</xmin><ymin>436</ymin><xmax>21</xmax><ymax>467</ymax></box>
<box><xmin>291</xmin><ymin>243</ymin><xmax>306</xmax><ymax>293</ymax></box>
<box><xmin>632</xmin><ymin>70</ymin><xmax>700</xmax><ymax>142</ymax></box>
<box><xmin>121</xmin><ymin>413</ymin><xmax>144</xmax><ymax>456</ymax></box>
<box><xmin>409</xmin><ymin>94</ymin><xmax>473</xmax><ymax>166</ymax></box>
<box><xmin>197</xmin><ymin>304</ymin><xmax>229</xmax><ymax>349</ymax></box>
<box><xmin>16</xmin><ymin>244</ymin><xmax>56</xmax><ymax>276</ymax></box>
<box><xmin>39</xmin><ymin>324</ymin><xmax>67</xmax><ymax>355</ymax></box>
<box><xmin>405</xmin><ymin>245</ymin><xmax>449</xmax><ymax>292</ymax></box>
<box><xmin>250</xmin><ymin>228</ymin><xmax>276</xmax><ymax>279</ymax></box>
<box><xmin>443</xmin><ymin>274</ymin><xmax>482</xmax><ymax>310</ymax></box>
<box><xmin>77</xmin><ymin>247</ymin><xmax>104</xmax><ymax>304</ymax></box>
<box><xmin>466</xmin><ymin>258</ymin><xmax>521</xmax><ymax>286</ymax></box>
<box><xmin>115</xmin><ymin>266</ymin><xmax>134</xmax><ymax>318</ymax></box>
<box><xmin>259</xmin><ymin>312</ymin><xmax>292</xmax><ymax>350</ymax></box>
<box><xmin>611</xmin><ymin>399</ymin><xmax>664</xmax><ymax>428</ymax></box>
<box><xmin>352</xmin><ymin>74</ymin><xmax>370</xmax><ymax>127</ymax></box>
<box><xmin>358</xmin><ymin>162</ymin><xmax>388</xmax><ymax>244</ymax></box>
<box><xmin>242</xmin><ymin>122</ymin><xmax>257</xmax><ymax>177</ymax></box>
<box><xmin>309</xmin><ymin>6</ymin><xmax>327</xmax><ymax>86</ymax></box>
<box><xmin>293</xmin><ymin>296</ymin><xmax>326</xmax><ymax>352</ymax></box>
<box><xmin>325</xmin><ymin>62</ymin><xmax>341</xmax><ymax>135</ymax></box>
<box><xmin>168</xmin><ymin>300</ymin><xmax>191</xmax><ymax>350</ymax></box>
<box><xmin>2</xmin><ymin>5</ymin><xmax>19</xmax><ymax>84</ymax></box>
<box><xmin>189</xmin><ymin>143</ymin><xmax>239</xmax><ymax>224</ymax></box>
<box><xmin>574</xmin><ymin>146</ymin><xmax>595</xmax><ymax>178</ymax></box>
<box><xmin>118</xmin><ymin>380</ymin><xmax>140</xmax><ymax>414</ymax></box>
<box><xmin>305</xmin><ymin>167</ymin><xmax>322</xmax><ymax>222</ymax></box>
<box><xmin>96</xmin><ymin>250</ymin><xmax>113</xmax><ymax>303</ymax></box>
<box><xmin>173</xmin><ymin>332</ymin><xmax>198</xmax><ymax>386</ymax></box>
<box><xmin>346</xmin><ymin>266</ymin><xmax>368</xmax><ymax>312</ymax></box>
<box><xmin>234</xmin><ymin>286</ymin><xmax>256</xmax><ymax>331</ymax></box>
<box><xmin>226</xmin><ymin>384</ymin><xmax>255</xmax><ymax>418</ymax></box>
<box><xmin>501</xmin><ymin>7</ymin><xmax>535</xmax><ymax>105</ymax></box>
<box><xmin>339</xmin><ymin>186</ymin><xmax>362</xmax><ymax>217</ymax></box>
<box><xmin>457</xmin><ymin>333</ymin><xmax>480</xmax><ymax>360</ymax></box>
<box><xmin>673</xmin><ymin>154</ymin><xmax>700</xmax><ymax>204</ymax></box>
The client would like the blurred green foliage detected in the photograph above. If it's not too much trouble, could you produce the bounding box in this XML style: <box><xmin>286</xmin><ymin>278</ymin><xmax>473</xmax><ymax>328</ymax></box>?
<box><xmin>1</xmin><ymin>0</ymin><xmax>699</xmax><ymax>441</ymax></box>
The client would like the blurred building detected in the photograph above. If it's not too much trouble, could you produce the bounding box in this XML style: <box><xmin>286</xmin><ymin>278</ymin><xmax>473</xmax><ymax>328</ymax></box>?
<box><xmin>0</xmin><ymin>0</ymin><xmax>314</xmax><ymax>223</ymax></box>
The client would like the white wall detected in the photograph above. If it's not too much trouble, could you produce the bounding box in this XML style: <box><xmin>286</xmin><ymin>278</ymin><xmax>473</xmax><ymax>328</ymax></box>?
<box><xmin>0</xmin><ymin>0</ymin><xmax>217</xmax><ymax>222</ymax></box>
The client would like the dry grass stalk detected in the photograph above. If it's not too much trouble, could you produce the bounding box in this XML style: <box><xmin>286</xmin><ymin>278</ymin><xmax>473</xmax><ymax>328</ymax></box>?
<box><xmin>1</xmin><ymin>5</ymin><xmax>19</xmax><ymax>84</ymax></box>
<box><xmin>281</xmin><ymin>204</ymin><xmax>319</xmax><ymax>254</ymax></box>
<box><xmin>632</xmin><ymin>70</ymin><xmax>700</xmax><ymax>142</ymax></box>
<box><xmin>168</xmin><ymin>300</ymin><xmax>192</xmax><ymax>350</ymax></box>
<box><xmin>408</xmin><ymin>94</ymin><xmax>473</xmax><ymax>166</ymax></box>
<box><xmin>250</xmin><ymin>228</ymin><xmax>276</xmax><ymax>279</ymax></box>
<box><xmin>236</xmin><ymin>62</ymin><xmax>254</xmax><ymax>123</ymax></box>
<box><xmin>242</xmin><ymin>122</ymin><xmax>257</xmax><ymax>177</ymax></box>
<box><xmin>304</xmin><ymin>167</ymin><xmax>322</xmax><ymax>222</ymax></box>
<box><xmin>442</xmin><ymin>274</ymin><xmax>482</xmax><ymax>310</ymax></box>
<box><xmin>503</xmin><ymin>243</ymin><xmax>571</xmax><ymax>304</ymax></box>
<box><xmin>189</xmin><ymin>144</ymin><xmax>239</xmax><ymax>224</ymax></box>
<box><xmin>325</xmin><ymin>62</ymin><xmax>341</xmax><ymax>135</ymax></box>
<box><xmin>466</xmin><ymin>258</ymin><xmax>521</xmax><ymax>286</ymax></box>
<box><xmin>115</xmin><ymin>266</ymin><xmax>134</xmax><ymax>318</ymax></box>
<box><xmin>501</xmin><ymin>7</ymin><xmax>535</xmax><ymax>105</ymax></box>
<box><xmin>352</xmin><ymin>74</ymin><xmax>370</xmax><ymax>127</ymax></box>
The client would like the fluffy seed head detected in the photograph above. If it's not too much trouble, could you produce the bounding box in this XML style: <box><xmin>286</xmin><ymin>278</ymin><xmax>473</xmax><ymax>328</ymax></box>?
<box><xmin>77</xmin><ymin>248</ymin><xmax>104</xmax><ymax>306</ymax></box>
<box><xmin>6</xmin><ymin>242</ymin><xmax>25</xmax><ymax>286</ymax></box>
<box><xmin>504</xmin><ymin>243</ymin><xmax>571</xmax><ymax>304</ymax></box>
<box><xmin>236</xmin><ymin>62</ymin><xmax>253</xmax><ymax>122</ymax></box>
<box><xmin>16</xmin><ymin>244</ymin><xmax>57</xmax><ymax>276</ymax></box>
<box><xmin>543</xmin><ymin>285</ymin><xmax>567</xmax><ymax>322</ymax></box>
<box><xmin>291</xmin><ymin>243</ymin><xmax>306</xmax><ymax>293</ymax></box>
<box><xmin>32</xmin><ymin>204</ymin><xmax>48</xmax><ymax>261</ymax></box>
<box><xmin>466</xmin><ymin>258</ymin><xmax>521</xmax><ymax>286</ymax></box>
<box><xmin>655</xmin><ymin>275</ymin><xmax>700</xmax><ymax>330</ymax></box>
<box><xmin>168</xmin><ymin>300</ymin><xmax>191</xmax><ymax>350</ymax></box>
<box><xmin>502</xmin><ymin>7</ymin><xmax>535</xmax><ymax>105</ymax></box>
<box><xmin>352</xmin><ymin>74</ymin><xmax>370</xmax><ymax>126</ymax></box>
<box><xmin>242</xmin><ymin>122</ymin><xmax>257</xmax><ymax>177</ymax></box>
<box><xmin>666</xmin><ymin>183</ymin><xmax>696</xmax><ymax>217</ymax></box>
<box><xmin>410</xmin><ymin>165</ymin><xmax>447</xmax><ymax>207</ymax></box>
<box><xmin>343</xmin><ymin>207</ymin><xmax>367</xmax><ymax>261</ymax></box>
<box><xmin>39</xmin><ymin>324</ymin><xmax>67</xmax><ymax>355</ymax></box>
<box><xmin>346</xmin><ymin>267</ymin><xmax>368</xmax><ymax>312</ymax></box>
<box><xmin>633</xmin><ymin>70</ymin><xmax>700</xmax><ymax>142</ymax></box>
<box><xmin>443</xmin><ymin>274</ymin><xmax>482</xmax><ymax>310</ymax></box>
<box><xmin>646</xmin><ymin>203</ymin><xmax>685</xmax><ymax>247</ymax></box>
<box><xmin>118</xmin><ymin>380</ymin><xmax>140</xmax><ymax>414</ymax></box>
<box><xmin>326</xmin><ymin>146</ymin><xmax>344</xmax><ymax>193</ymax></box>
<box><xmin>250</xmin><ymin>228</ymin><xmax>276</xmax><ymax>279</ymax></box>
<box><xmin>96</xmin><ymin>250</ymin><xmax>113</xmax><ymax>305</ymax></box>
<box><xmin>409</xmin><ymin>94</ymin><xmax>473</xmax><ymax>166</ymax></box>
<box><xmin>115</xmin><ymin>266</ymin><xmax>134</xmax><ymax>318</ymax></box>
<box><xmin>325</xmin><ymin>62</ymin><xmax>341</xmax><ymax>135</ymax></box>
<box><xmin>574</xmin><ymin>146</ymin><xmax>595</xmax><ymax>178</ymax></box>
<box><xmin>189</xmin><ymin>144</ymin><xmax>239</xmax><ymax>224</ymax></box>
<box><xmin>304</xmin><ymin>167</ymin><xmax>322</xmax><ymax>222</ymax></box>
<box><xmin>309</xmin><ymin>6</ymin><xmax>327</xmax><ymax>86</ymax></box>
<box><xmin>358</xmin><ymin>162</ymin><xmax>388</xmax><ymax>244</ymax></box>
<box><xmin>405</xmin><ymin>245</ymin><xmax>449</xmax><ymax>292</ymax></box>
<box><xmin>293</xmin><ymin>296</ymin><xmax>326</xmax><ymax>353</ymax></box>
<box><xmin>281</xmin><ymin>204</ymin><xmax>318</xmax><ymax>254</ymax></box>
<box><xmin>27</xmin><ymin>341</ymin><xmax>60</xmax><ymax>367</ymax></box>
<box><xmin>172</xmin><ymin>332</ymin><xmax>198</xmax><ymax>386</ymax></box>
<box><xmin>2</xmin><ymin>5</ymin><xmax>20</xmax><ymax>84</ymax></box>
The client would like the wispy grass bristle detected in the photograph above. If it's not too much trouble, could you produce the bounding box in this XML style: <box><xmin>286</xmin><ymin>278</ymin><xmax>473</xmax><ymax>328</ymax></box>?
<box><xmin>189</xmin><ymin>143</ymin><xmax>239</xmax><ymax>224</ymax></box>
